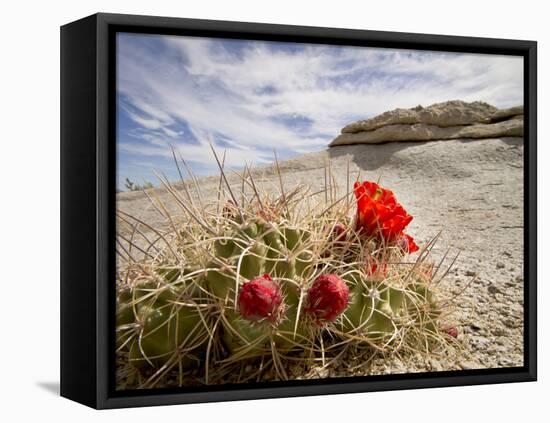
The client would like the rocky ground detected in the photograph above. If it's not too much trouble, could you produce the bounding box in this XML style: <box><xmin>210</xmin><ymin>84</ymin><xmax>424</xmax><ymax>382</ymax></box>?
<box><xmin>117</xmin><ymin>136</ymin><xmax>524</xmax><ymax>375</ymax></box>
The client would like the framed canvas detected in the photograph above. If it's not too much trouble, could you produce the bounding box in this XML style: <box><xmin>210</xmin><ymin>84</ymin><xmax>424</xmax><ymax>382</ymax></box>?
<box><xmin>60</xmin><ymin>13</ymin><xmax>537</xmax><ymax>409</ymax></box>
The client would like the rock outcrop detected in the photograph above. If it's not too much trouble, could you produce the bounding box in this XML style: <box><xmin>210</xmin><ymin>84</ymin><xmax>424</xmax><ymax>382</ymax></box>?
<box><xmin>330</xmin><ymin>100</ymin><xmax>523</xmax><ymax>146</ymax></box>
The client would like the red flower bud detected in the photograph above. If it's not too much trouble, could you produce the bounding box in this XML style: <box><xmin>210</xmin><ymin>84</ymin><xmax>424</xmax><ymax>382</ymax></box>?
<box><xmin>443</xmin><ymin>326</ymin><xmax>459</xmax><ymax>338</ymax></box>
<box><xmin>238</xmin><ymin>274</ymin><xmax>283</xmax><ymax>322</ymax></box>
<box><xmin>306</xmin><ymin>274</ymin><xmax>349</xmax><ymax>323</ymax></box>
<box><xmin>331</xmin><ymin>223</ymin><xmax>347</xmax><ymax>241</ymax></box>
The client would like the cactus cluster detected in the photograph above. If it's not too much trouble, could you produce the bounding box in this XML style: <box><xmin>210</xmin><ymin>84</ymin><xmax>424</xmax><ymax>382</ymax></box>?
<box><xmin>115</xmin><ymin>155</ymin><xmax>459</xmax><ymax>389</ymax></box>
<box><xmin>205</xmin><ymin>217</ymin><xmax>313</xmax><ymax>302</ymax></box>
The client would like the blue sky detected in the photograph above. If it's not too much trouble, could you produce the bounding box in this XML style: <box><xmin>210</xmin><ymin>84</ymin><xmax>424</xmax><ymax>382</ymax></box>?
<box><xmin>117</xmin><ymin>32</ymin><xmax>523</xmax><ymax>190</ymax></box>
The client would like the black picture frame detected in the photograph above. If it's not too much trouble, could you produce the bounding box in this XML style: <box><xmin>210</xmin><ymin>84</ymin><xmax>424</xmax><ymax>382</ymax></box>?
<box><xmin>60</xmin><ymin>12</ymin><xmax>537</xmax><ymax>409</ymax></box>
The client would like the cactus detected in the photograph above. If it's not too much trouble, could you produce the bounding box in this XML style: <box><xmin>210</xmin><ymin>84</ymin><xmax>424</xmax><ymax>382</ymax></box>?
<box><xmin>116</xmin><ymin>264</ymin><xmax>209</xmax><ymax>374</ymax></box>
<box><xmin>116</xmin><ymin>287</ymin><xmax>135</xmax><ymax>327</ymax></box>
<box><xmin>128</xmin><ymin>301</ymin><xmax>207</xmax><ymax>370</ymax></box>
<box><xmin>273</xmin><ymin>281</ymin><xmax>310</xmax><ymax>350</ymax></box>
<box><xmin>222</xmin><ymin>310</ymin><xmax>270</xmax><ymax>356</ymax></box>
<box><xmin>115</xmin><ymin>149</ymin><xmax>460</xmax><ymax>389</ymax></box>
<box><xmin>340</xmin><ymin>281</ymin><xmax>400</xmax><ymax>337</ymax></box>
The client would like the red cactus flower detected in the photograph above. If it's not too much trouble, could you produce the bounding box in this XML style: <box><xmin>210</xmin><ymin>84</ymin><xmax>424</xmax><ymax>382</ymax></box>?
<box><xmin>306</xmin><ymin>274</ymin><xmax>349</xmax><ymax>323</ymax></box>
<box><xmin>354</xmin><ymin>181</ymin><xmax>419</xmax><ymax>253</ymax></box>
<box><xmin>238</xmin><ymin>274</ymin><xmax>283</xmax><ymax>322</ymax></box>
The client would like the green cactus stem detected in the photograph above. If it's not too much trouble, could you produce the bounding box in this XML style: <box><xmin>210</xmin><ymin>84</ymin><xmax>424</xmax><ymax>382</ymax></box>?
<box><xmin>222</xmin><ymin>310</ymin><xmax>269</xmax><ymax>356</ymax></box>
<box><xmin>274</xmin><ymin>282</ymin><xmax>310</xmax><ymax>350</ymax></box>
<box><xmin>129</xmin><ymin>303</ymin><xmax>205</xmax><ymax>369</ymax></box>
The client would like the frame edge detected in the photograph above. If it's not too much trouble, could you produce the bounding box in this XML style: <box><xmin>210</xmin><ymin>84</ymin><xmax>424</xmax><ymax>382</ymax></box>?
<box><xmin>60</xmin><ymin>13</ymin><xmax>99</xmax><ymax>409</ymax></box>
<box><xmin>71</xmin><ymin>12</ymin><xmax>538</xmax><ymax>409</ymax></box>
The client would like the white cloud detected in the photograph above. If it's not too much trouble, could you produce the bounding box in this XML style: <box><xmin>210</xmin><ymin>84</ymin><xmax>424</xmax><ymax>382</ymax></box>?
<box><xmin>116</xmin><ymin>33</ymin><xmax>523</xmax><ymax>180</ymax></box>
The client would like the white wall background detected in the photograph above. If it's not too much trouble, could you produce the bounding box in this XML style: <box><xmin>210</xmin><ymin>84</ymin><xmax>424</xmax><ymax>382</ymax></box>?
<box><xmin>0</xmin><ymin>0</ymin><xmax>546</xmax><ymax>420</ymax></box>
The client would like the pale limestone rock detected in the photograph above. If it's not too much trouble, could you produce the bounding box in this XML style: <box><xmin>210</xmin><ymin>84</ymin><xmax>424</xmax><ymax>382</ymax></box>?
<box><xmin>488</xmin><ymin>105</ymin><xmax>524</xmax><ymax>123</ymax></box>
<box><xmin>330</xmin><ymin>116</ymin><xmax>523</xmax><ymax>146</ymax></box>
<box><xmin>342</xmin><ymin>100</ymin><xmax>498</xmax><ymax>134</ymax></box>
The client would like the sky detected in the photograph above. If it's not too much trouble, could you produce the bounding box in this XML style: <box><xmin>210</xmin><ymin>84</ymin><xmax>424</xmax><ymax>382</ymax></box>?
<box><xmin>116</xmin><ymin>32</ymin><xmax>523</xmax><ymax>190</ymax></box>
